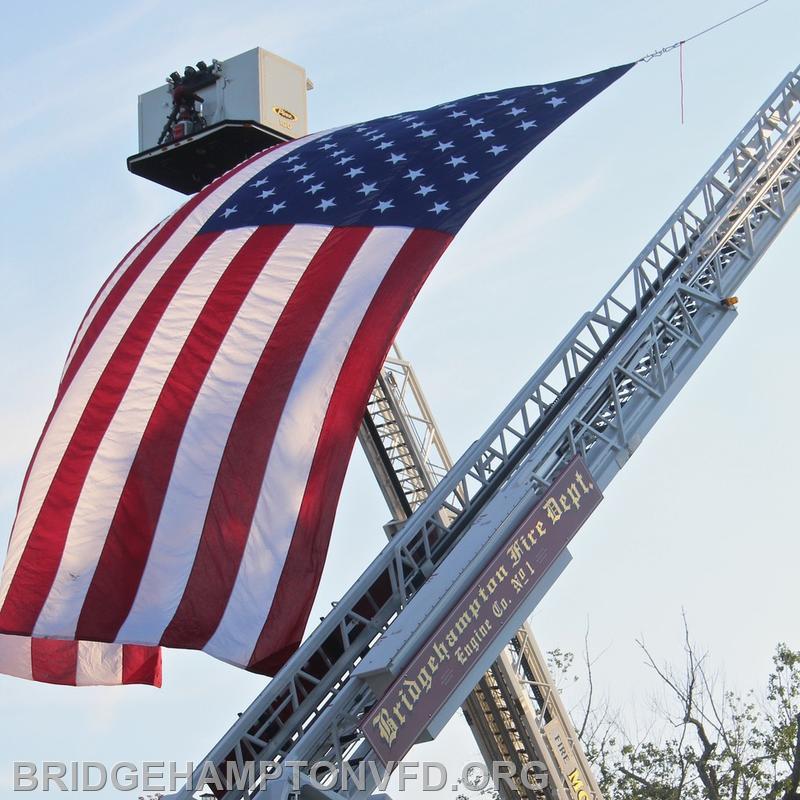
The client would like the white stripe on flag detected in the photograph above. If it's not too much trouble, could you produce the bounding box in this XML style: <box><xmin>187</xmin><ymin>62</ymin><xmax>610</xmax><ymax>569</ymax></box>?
<box><xmin>204</xmin><ymin>226</ymin><xmax>413</xmax><ymax>666</ymax></box>
<box><xmin>33</xmin><ymin>228</ymin><xmax>256</xmax><ymax>639</ymax></box>
<box><xmin>0</xmin><ymin>133</ymin><xmax>326</xmax><ymax>614</ymax></box>
<box><xmin>0</xmin><ymin>634</ymin><xmax>33</xmax><ymax>681</ymax></box>
<box><xmin>117</xmin><ymin>224</ymin><xmax>332</xmax><ymax>646</ymax></box>
<box><xmin>75</xmin><ymin>640</ymin><xmax>123</xmax><ymax>686</ymax></box>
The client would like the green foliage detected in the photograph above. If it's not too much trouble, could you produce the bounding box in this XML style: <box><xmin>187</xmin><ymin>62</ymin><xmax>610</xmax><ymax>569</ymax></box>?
<box><xmin>571</xmin><ymin>639</ymin><xmax>800</xmax><ymax>800</ymax></box>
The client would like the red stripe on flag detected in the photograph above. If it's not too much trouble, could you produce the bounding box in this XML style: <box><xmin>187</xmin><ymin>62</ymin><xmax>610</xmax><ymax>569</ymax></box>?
<box><xmin>61</xmin><ymin>208</ymin><xmax>207</xmax><ymax>399</ymax></box>
<box><xmin>11</xmin><ymin>146</ymin><xmax>290</xmax><ymax>519</ymax></box>
<box><xmin>247</xmin><ymin>228</ymin><xmax>452</xmax><ymax>674</ymax></box>
<box><xmin>59</xmin><ymin>147</ymin><xmax>289</xmax><ymax>399</ymax></box>
<box><xmin>0</xmin><ymin>234</ymin><xmax>220</xmax><ymax>636</ymax></box>
<box><xmin>75</xmin><ymin>226</ymin><xmax>291</xmax><ymax>643</ymax></box>
<box><xmin>160</xmin><ymin>227</ymin><xmax>373</xmax><ymax>651</ymax></box>
<box><xmin>122</xmin><ymin>644</ymin><xmax>162</xmax><ymax>687</ymax></box>
<box><xmin>31</xmin><ymin>638</ymin><xmax>78</xmax><ymax>685</ymax></box>
<box><xmin>12</xmin><ymin>229</ymin><xmax>165</xmax><ymax>518</ymax></box>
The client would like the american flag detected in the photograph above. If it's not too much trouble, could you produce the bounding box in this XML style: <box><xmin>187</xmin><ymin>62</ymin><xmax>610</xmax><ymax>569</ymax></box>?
<box><xmin>0</xmin><ymin>634</ymin><xmax>160</xmax><ymax>686</ymax></box>
<box><xmin>0</xmin><ymin>63</ymin><xmax>631</xmax><ymax>683</ymax></box>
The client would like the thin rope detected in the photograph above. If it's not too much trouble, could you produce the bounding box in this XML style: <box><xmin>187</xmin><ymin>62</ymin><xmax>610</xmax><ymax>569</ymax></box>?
<box><xmin>639</xmin><ymin>0</ymin><xmax>771</xmax><ymax>62</ymax></box>
<box><xmin>679</xmin><ymin>40</ymin><xmax>686</xmax><ymax>124</ymax></box>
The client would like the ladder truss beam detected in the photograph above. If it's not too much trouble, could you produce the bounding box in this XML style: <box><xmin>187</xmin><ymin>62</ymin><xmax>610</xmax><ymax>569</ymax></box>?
<box><xmin>172</xmin><ymin>65</ymin><xmax>800</xmax><ymax>800</ymax></box>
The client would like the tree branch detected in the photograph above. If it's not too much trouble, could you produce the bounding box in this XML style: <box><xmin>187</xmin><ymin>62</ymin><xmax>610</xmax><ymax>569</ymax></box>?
<box><xmin>578</xmin><ymin>623</ymin><xmax>594</xmax><ymax>740</ymax></box>
<box><xmin>782</xmin><ymin>712</ymin><xmax>800</xmax><ymax>800</ymax></box>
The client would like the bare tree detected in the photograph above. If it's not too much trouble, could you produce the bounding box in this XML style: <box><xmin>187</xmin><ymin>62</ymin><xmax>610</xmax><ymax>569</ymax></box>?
<box><xmin>559</xmin><ymin>618</ymin><xmax>800</xmax><ymax>800</ymax></box>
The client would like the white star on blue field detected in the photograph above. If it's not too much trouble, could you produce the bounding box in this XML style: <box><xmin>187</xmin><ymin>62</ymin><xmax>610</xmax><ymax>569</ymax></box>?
<box><xmin>202</xmin><ymin>64</ymin><xmax>632</xmax><ymax>236</ymax></box>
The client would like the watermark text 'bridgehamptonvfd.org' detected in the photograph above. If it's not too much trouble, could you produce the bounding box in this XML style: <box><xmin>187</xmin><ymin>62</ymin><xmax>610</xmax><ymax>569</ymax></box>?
<box><xmin>12</xmin><ymin>759</ymin><xmax>550</xmax><ymax>793</ymax></box>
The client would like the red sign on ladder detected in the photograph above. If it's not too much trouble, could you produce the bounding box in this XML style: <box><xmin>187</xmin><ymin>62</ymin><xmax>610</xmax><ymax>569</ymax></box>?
<box><xmin>362</xmin><ymin>456</ymin><xmax>603</xmax><ymax>765</ymax></box>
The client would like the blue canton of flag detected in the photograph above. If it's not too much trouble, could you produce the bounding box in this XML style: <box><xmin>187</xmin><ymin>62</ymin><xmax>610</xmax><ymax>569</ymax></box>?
<box><xmin>202</xmin><ymin>63</ymin><xmax>633</xmax><ymax>236</ymax></box>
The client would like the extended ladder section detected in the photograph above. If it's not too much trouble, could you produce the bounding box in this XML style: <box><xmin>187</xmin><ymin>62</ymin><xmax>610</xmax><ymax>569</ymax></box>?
<box><xmin>358</xmin><ymin>347</ymin><xmax>452</xmax><ymax>526</ymax></box>
<box><xmin>358</xmin><ymin>345</ymin><xmax>603</xmax><ymax>800</ymax></box>
<box><xmin>174</xmin><ymin>65</ymin><xmax>800</xmax><ymax>800</ymax></box>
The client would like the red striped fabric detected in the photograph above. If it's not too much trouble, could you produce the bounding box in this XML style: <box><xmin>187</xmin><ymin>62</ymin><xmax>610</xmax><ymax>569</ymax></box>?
<box><xmin>0</xmin><ymin>65</ymin><xmax>631</xmax><ymax>682</ymax></box>
<box><xmin>248</xmin><ymin>228</ymin><xmax>450</xmax><ymax>673</ymax></box>
<box><xmin>1</xmin><ymin>234</ymin><xmax>221</xmax><ymax>636</ymax></box>
<box><xmin>0</xmin><ymin>635</ymin><xmax>161</xmax><ymax>687</ymax></box>
<box><xmin>160</xmin><ymin>226</ymin><xmax>371</xmax><ymax>653</ymax></box>
<box><xmin>75</xmin><ymin>225</ymin><xmax>291</xmax><ymax>645</ymax></box>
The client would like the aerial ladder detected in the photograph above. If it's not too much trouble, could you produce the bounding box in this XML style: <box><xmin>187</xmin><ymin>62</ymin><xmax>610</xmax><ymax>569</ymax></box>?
<box><xmin>172</xmin><ymin>64</ymin><xmax>800</xmax><ymax>800</ymax></box>
<box><xmin>359</xmin><ymin>346</ymin><xmax>603</xmax><ymax>800</ymax></box>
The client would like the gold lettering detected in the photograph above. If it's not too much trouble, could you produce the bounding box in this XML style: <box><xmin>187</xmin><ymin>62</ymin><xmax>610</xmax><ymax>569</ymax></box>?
<box><xmin>373</xmin><ymin>709</ymin><xmax>398</xmax><ymax>746</ymax></box>
<box><xmin>575</xmin><ymin>471</ymin><xmax>591</xmax><ymax>493</ymax></box>
<box><xmin>433</xmin><ymin>640</ymin><xmax>449</xmax><ymax>663</ymax></box>
<box><xmin>403</xmin><ymin>677</ymin><xmax>421</xmax><ymax>703</ymax></box>
<box><xmin>417</xmin><ymin>666</ymin><xmax>432</xmax><ymax>694</ymax></box>
<box><xmin>507</xmin><ymin>540</ymin><xmax>523</xmax><ymax>566</ymax></box>
<box><xmin>566</xmin><ymin>482</ymin><xmax>582</xmax><ymax>510</ymax></box>
<box><xmin>454</xmin><ymin>610</ymin><xmax>472</xmax><ymax>635</ymax></box>
<box><xmin>568</xmin><ymin>768</ymin><xmax>590</xmax><ymax>799</ymax></box>
<box><xmin>544</xmin><ymin>497</ymin><xmax>561</xmax><ymax>523</ymax></box>
<box><xmin>399</xmin><ymin>685</ymin><xmax>413</xmax><ymax>712</ymax></box>
<box><xmin>391</xmin><ymin>701</ymin><xmax>406</xmax><ymax>725</ymax></box>
<box><xmin>492</xmin><ymin>598</ymin><xmax>508</xmax><ymax>617</ymax></box>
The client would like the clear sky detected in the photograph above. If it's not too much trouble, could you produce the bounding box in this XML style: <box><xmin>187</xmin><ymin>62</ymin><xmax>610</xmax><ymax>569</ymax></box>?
<box><xmin>0</xmin><ymin>1</ymin><xmax>798</xmax><ymax>797</ymax></box>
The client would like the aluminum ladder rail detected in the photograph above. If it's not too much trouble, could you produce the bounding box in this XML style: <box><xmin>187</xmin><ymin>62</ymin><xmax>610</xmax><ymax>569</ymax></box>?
<box><xmin>359</xmin><ymin>345</ymin><xmax>602</xmax><ymax>800</ymax></box>
<box><xmin>173</xmin><ymin>64</ymin><xmax>800</xmax><ymax>800</ymax></box>
<box><xmin>358</xmin><ymin>347</ymin><xmax>450</xmax><ymax>527</ymax></box>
